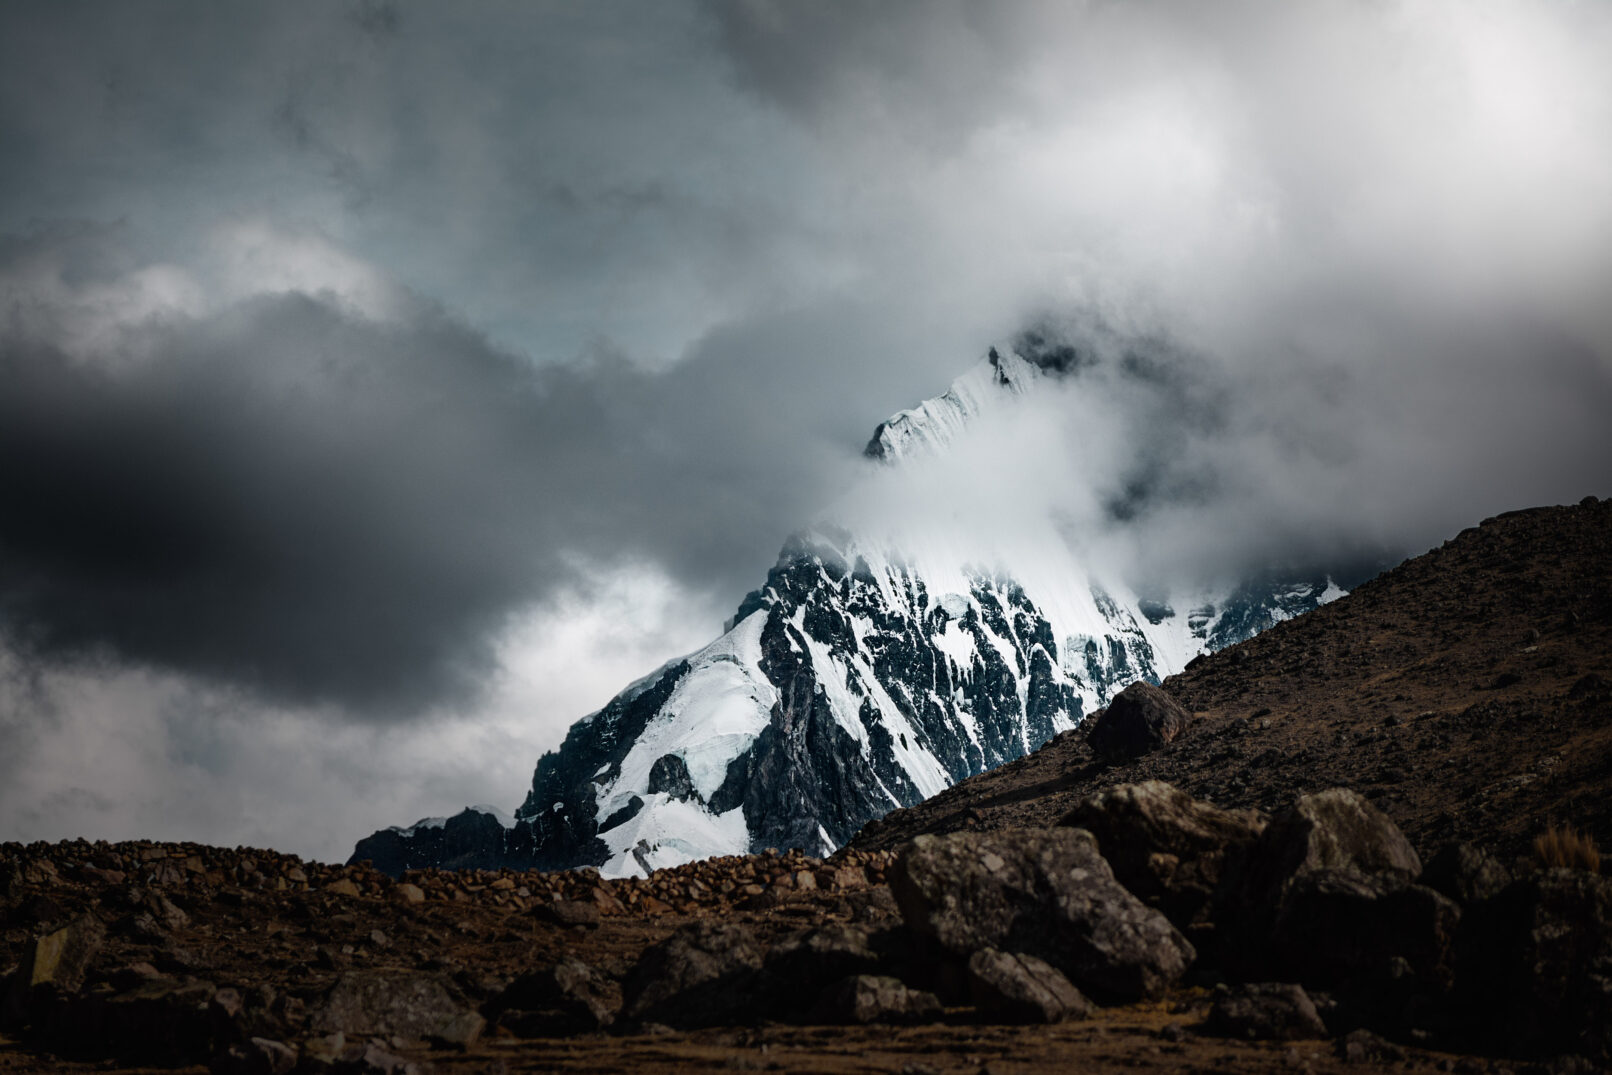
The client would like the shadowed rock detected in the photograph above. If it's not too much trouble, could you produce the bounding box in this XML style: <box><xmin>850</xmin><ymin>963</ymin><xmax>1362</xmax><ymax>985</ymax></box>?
<box><xmin>1206</xmin><ymin>982</ymin><xmax>1328</xmax><ymax>1041</ymax></box>
<box><xmin>492</xmin><ymin>959</ymin><xmax>618</xmax><ymax>1036</ymax></box>
<box><xmin>1086</xmin><ymin>682</ymin><xmax>1193</xmax><ymax>762</ymax></box>
<box><xmin>1060</xmin><ymin>781</ymin><xmax>1266</xmax><ymax>928</ymax></box>
<box><xmin>1421</xmin><ymin>842</ymin><xmax>1512</xmax><ymax>906</ymax></box>
<box><xmin>1221</xmin><ymin>788</ymin><xmax>1422</xmax><ymax>924</ymax></box>
<box><xmin>622</xmin><ymin>922</ymin><xmax>765</xmax><ymax>1028</ymax></box>
<box><xmin>1456</xmin><ymin>869</ymin><xmax>1612</xmax><ymax>1062</ymax></box>
<box><xmin>810</xmin><ymin>975</ymin><xmax>942</xmax><ymax>1025</ymax></box>
<box><xmin>890</xmin><ymin>828</ymin><xmax>1195</xmax><ymax>1002</ymax></box>
<box><xmin>967</xmin><ymin>948</ymin><xmax>1091</xmax><ymax>1024</ymax></box>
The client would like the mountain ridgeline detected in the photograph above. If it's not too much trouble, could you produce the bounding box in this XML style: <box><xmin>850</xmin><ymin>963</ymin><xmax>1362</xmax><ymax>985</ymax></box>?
<box><xmin>352</xmin><ymin>340</ymin><xmax>1348</xmax><ymax>877</ymax></box>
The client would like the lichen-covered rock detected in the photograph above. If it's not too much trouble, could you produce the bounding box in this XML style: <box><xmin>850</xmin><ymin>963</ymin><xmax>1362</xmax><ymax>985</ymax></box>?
<box><xmin>1060</xmin><ymin>781</ymin><xmax>1265</xmax><ymax>927</ymax></box>
<box><xmin>621</xmin><ymin>922</ymin><xmax>765</xmax><ymax>1027</ymax></box>
<box><xmin>1205</xmin><ymin>983</ymin><xmax>1328</xmax><ymax>1041</ymax></box>
<box><xmin>890</xmin><ymin>828</ymin><xmax>1194</xmax><ymax>1002</ymax></box>
<box><xmin>1086</xmin><ymin>682</ymin><xmax>1192</xmax><ymax>762</ymax></box>
<box><xmin>967</xmin><ymin>948</ymin><xmax>1091</xmax><ymax>1024</ymax></box>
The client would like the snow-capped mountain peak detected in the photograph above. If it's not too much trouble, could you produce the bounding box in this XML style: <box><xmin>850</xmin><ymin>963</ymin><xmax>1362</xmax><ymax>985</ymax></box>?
<box><xmin>351</xmin><ymin>340</ymin><xmax>1347</xmax><ymax>879</ymax></box>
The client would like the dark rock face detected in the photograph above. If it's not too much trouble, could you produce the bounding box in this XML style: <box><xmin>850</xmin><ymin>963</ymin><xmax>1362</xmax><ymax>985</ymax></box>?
<box><xmin>1206</xmin><ymin>983</ymin><xmax>1328</xmax><ymax>1041</ymax></box>
<box><xmin>1217</xmin><ymin>788</ymin><xmax>1444</xmax><ymax>988</ymax></box>
<box><xmin>889</xmin><ymin>828</ymin><xmax>1195</xmax><ymax>1002</ymax></box>
<box><xmin>621</xmin><ymin>922</ymin><xmax>766</xmax><ymax>1028</ymax></box>
<box><xmin>492</xmin><ymin>960</ymin><xmax>618</xmax><ymax>1037</ymax></box>
<box><xmin>309</xmin><ymin>971</ymin><xmax>484</xmax><ymax>1047</ymax></box>
<box><xmin>1422</xmin><ymin>842</ymin><xmax>1513</xmax><ymax>906</ymax></box>
<box><xmin>349</xmin><ymin>807</ymin><xmax>515</xmax><ymax>877</ymax></box>
<box><xmin>1269</xmin><ymin>871</ymin><xmax>1461</xmax><ymax>989</ymax></box>
<box><xmin>648</xmin><ymin>755</ymin><xmax>699</xmax><ymax>802</ymax></box>
<box><xmin>810</xmin><ymin>975</ymin><xmax>942</xmax><ymax>1025</ymax></box>
<box><xmin>1456</xmin><ymin>869</ymin><xmax>1612</xmax><ymax>1061</ymax></box>
<box><xmin>1087</xmin><ymin>682</ymin><xmax>1193</xmax><ymax>762</ymax></box>
<box><xmin>759</xmin><ymin>923</ymin><xmax>882</xmax><ymax>1016</ymax></box>
<box><xmin>1060</xmin><ymin>781</ymin><xmax>1265</xmax><ymax>929</ymax></box>
<box><xmin>966</xmin><ymin>948</ymin><xmax>1091</xmax><ymax>1024</ymax></box>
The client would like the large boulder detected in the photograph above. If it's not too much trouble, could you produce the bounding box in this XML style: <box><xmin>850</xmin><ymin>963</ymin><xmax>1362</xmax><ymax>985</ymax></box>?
<box><xmin>1220</xmin><ymin>788</ymin><xmax>1421</xmax><ymax>923</ymax></box>
<box><xmin>1216</xmin><ymin>789</ymin><xmax>1450</xmax><ymax>990</ymax></box>
<box><xmin>890</xmin><ymin>828</ymin><xmax>1195</xmax><ymax>1002</ymax></box>
<box><xmin>1060</xmin><ymin>781</ymin><xmax>1266</xmax><ymax>928</ymax></box>
<box><xmin>621</xmin><ymin>922</ymin><xmax>765</xmax><ymax>1028</ymax></box>
<box><xmin>1086</xmin><ymin>682</ymin><xmax>1192</xmax><ymax>762</ymax></box>
<box><xmin>1455</xmin><ymin>869</ymin><xmax>1612</xmax><ymax>1061</ymax></box>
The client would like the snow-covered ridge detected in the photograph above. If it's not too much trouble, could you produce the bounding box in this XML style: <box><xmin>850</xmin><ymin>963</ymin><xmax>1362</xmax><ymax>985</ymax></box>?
<box><xmin>863</xmin><ymin>347</ymin><xmax>1041</xmax><ymax>462</ymax></box>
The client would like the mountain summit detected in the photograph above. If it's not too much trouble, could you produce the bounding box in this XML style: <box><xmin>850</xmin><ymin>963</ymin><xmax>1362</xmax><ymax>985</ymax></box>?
<box><xmin>352</xmin><ymin>341</ymin><xmax>1345</xmax><ymax>876</ymax></box>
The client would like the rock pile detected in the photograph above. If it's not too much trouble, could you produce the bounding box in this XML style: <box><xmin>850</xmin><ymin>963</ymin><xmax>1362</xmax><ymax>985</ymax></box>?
<box><xmin>4</xmin><ymin>781</ymin><xmax>1609</xmax><ymax>1072</ymax></box>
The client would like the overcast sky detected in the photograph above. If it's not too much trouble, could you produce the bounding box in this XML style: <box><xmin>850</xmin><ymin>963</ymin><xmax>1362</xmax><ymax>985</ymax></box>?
<box><xmin>4</xmin><ymin>1</ymin><xmax>1611</xmax><ymax>861</ymax></box>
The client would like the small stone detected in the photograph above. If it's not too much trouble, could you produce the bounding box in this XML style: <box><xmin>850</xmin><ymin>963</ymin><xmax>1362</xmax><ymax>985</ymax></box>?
<box><xmin>811</xmin><ymin>975</ymin><xmax>943</xmax><ymax>1025</ymax></box>
<box><xmin>1206</xmin><ymin>983</ymin><xmax>1328</xmax><ymax>1041</ymax></box>
<box><xmin>325</xmin><ymin>878</ymin><xmax>362</xmax><ymax>898</ymax></box>
<box><xmin>392</xmin><ymin>883</ymin><xmax>426</xmax><ymax>905</ymax></box>
<box><xmin>532</xmin><ymin>899</ymin><xmax>600</xmax><ymax>928</ymax></box>
<box><xmin>967</xmin><ymin>948</ymin><xmax>1091</xmax><ymax>1024</ymax></box>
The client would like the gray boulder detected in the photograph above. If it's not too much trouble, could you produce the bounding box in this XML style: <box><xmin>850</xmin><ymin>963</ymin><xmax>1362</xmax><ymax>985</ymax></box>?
<box><xmin>1086</xmin><ymin>682</ymin><xmax>1192</xmax><ymax>762</ymax></box>
<box><xmin>967</xmin><ymin>948</ymin><xmax>1091</xmax><ymax>1024</ymax></box>
<box><xmin>890</xmin><ymin>828</ymin><xmax>1195</xmax><ymax>1002</ymax></box>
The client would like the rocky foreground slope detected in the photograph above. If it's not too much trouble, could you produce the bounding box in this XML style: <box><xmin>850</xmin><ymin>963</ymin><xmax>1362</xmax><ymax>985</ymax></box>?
<box><xmin>854</xmin><ymin>496</ymin><xmax>1612</xmax><ymax>860</ymax></box>
<box><xmin>2</xmin><ymin>497</ymin><xmax>1608</xmax><ymax>1074</ymax></box>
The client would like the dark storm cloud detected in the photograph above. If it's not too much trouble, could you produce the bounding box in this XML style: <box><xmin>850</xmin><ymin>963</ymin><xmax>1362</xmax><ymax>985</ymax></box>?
<box><xmin>0</xmin><ymin>228</ymin><xmax>922</xmax><ymax>716</ymax></box>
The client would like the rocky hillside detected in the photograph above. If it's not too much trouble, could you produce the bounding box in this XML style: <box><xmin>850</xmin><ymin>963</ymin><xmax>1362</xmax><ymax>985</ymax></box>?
<box><xmin>354</xmin><ymin>341</ymin><xmax>1348</xmax><ymax>878</ymax></box>
<box><xmin>851</xmin><ymin>496</ymin><xmax>1612</xmax><ymax>861</ymax></box>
